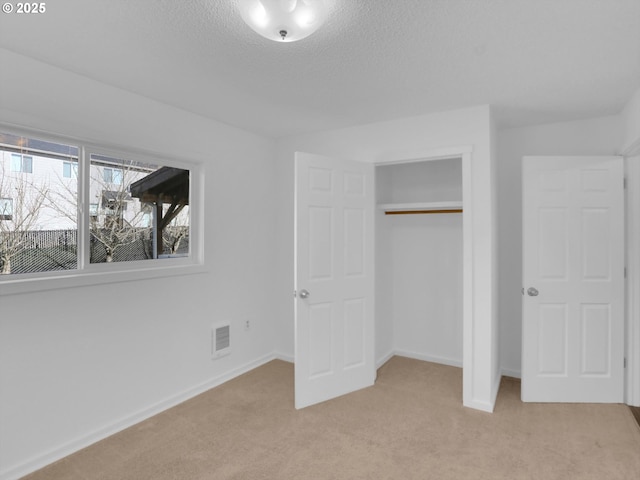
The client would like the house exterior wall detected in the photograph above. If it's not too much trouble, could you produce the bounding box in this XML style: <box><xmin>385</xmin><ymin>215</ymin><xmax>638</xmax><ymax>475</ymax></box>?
<box><xmin>0</xmin><ymin>151</ymin><xmax>77</xmax><ymax>230</ymax></box>
<box><xmin>0</xmin><ymin>150</ymin><xmax>154</xmax><ymax>231</ymax></box>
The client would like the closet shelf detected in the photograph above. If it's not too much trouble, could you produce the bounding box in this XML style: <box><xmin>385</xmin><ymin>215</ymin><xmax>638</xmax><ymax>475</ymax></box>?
<box><xmin>378</xmin><ymin>201</ymin><xmax>463</xmax><ymax>215</ymax></box>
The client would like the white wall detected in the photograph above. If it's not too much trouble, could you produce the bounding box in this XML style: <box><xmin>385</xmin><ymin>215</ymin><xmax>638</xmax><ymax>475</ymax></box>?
<box><xmin>386</xmin><ymin>214</ymin><xmax>463</xmax><ymax>363</ymax></box>
<box><xmin>622</xmin><ymin>86</ymin><xmax>640</xmax><ymax>153</ymax></box>
<box><xmin>490</xmin><ymin>112</ymin><xmax>500</xmax><ymax>399</ymax></box>
<box><xmin>496</xmin><ymin>115</ymin><xmax>623</xmax><ymax>377</ymax></box>
<box><xmin>0</xmin><ymin>49</ymin><xmax>279</xmax><ymax>479</ymax></box>
<box><xmin>274</xmin><ymin>105</ymin><xmax>499</xmax><ymax>412</ymax></box>
<box><xmin>622</xmin><ymin>86</ymin><xmax>640</xmax><ymax>406</ymax></box>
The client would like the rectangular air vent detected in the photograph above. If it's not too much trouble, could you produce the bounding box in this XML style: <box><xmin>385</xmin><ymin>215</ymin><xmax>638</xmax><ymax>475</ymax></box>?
<box><xmin>212</xmin><ymin>323</ymin><xmax>231</xmax><ymax>359</ymax></box>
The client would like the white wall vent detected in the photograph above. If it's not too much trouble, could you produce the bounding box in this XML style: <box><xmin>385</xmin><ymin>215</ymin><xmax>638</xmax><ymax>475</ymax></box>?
<box><xmin>212</xmin><ymin>323</ymin><xmax>231</xmax><ymax>359</ymax></box>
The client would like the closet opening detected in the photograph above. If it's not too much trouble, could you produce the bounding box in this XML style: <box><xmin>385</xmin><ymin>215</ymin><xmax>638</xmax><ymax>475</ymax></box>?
<box><xmin>375</xmin><ymin>157</ymin><xmax>464</xmax><ymax>372</ymax></box>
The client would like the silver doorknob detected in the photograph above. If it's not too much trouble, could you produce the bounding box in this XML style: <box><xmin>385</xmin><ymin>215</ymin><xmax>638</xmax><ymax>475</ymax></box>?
<box><xmin>298</xmin><ymin>289</ymin><xmax>310</xmax><ymax>299</ymax></box>
<box><xmin>527</xmin><ymin>287</ymin><xmax>539</xmax><ymax>297</ymax></box>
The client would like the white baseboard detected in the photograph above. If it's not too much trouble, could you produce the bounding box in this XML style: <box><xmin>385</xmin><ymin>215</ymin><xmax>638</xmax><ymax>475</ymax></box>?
<box><xmin>394</xmin><ymin>349</ymin><xmax>463</xmax><ymax>369</ymax></box>
<box><xmin>500</xmin><ymin>367</ymin><xmax>521</xmax><ymax>379</ymax></box>
<box><xmin>463</xmin><ymin>397</ymin><xmax>495</xmax><ymax>413</ymax></box>
<box><xmin>375</xmin><ymin>350</ymin><xmax>395</xmax><ymax>369</ymax></box>
<box><xmin>277</xmin><ymin>350</ymin><xmax>462</xmax><ymax>373</ymax></box>
<box><xmin>273</xmin><ymin>351</ymin><xmax>294</xmax><ymax>363</ymax></box>
<box><xmin>490</xmin><ymin>372</ymin><xmax>501</xmax><ymax>411</ymax></box>
<box><xmin>0</xmin><ymin>353</ymin><xmax>280</xmax><ymax>480</ymax></box>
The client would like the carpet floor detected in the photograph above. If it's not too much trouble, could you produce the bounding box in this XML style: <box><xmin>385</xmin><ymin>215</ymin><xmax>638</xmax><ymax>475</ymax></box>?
<box><xmin>22</xmin><ymin>357</ymin><xmax>640</xmax><ymax>479</ymax></box>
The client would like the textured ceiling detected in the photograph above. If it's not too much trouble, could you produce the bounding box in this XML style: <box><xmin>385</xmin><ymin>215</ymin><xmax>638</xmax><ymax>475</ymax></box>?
<box><xmin>0</xmin><ymin>0</ymin><xmax>639</xmax><ymax>138</ymax></box>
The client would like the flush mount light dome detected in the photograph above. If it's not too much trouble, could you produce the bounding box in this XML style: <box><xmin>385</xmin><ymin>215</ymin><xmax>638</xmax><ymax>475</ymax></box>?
<box><xmin>238</xmin><ymin>0</ymin><xmax>330</xmax><ymax>42</ymax></box>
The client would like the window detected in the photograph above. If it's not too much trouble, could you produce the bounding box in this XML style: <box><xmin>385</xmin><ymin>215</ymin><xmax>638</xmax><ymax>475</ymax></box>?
<box><xmin>141</xmin><ymin>204</ymin><xmax>153</xmax><ymax>228</ymax></box>
<box><xmin>90</xmin><ymin>154</ymin><xmax>191</xmax><ymax>263</ymax></box>
<box><xmin>2</xmin><ymin>136</ymin><xmax>78</xmax><ymax>275</ymax></box>
<box><xmin>11</xmin><ymin>154</ymin><xmax>33</xmax><ymax>173</ymax></box>
<box><xmin>0</xmin><ymin>130</ymin><xmax>198</xmax><ymax>285</ymax></box>
<box><xmin>63</xmin><ymin>161</ymin><xmax>77</xmax><ymax>179</ymax></box>
<box><xmin>103</xmin><ymin>167</ymin><xmax>123</xmax><ymax>185</ymax></box>
<box><xmin>0</xmin><ymin>198</ymin><xmax>12</xmax><ymax>221</ymax></box>
<box><xmin>89</xmin><ymin>203</ymin><xmax>98</xmax><ymax>223</ymax></box>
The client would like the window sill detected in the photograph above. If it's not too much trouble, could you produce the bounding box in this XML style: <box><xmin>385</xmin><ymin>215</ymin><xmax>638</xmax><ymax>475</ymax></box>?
<box><xmin>0</xmin><ymin>262</ymin><xmax>207</xmax><ymax>296</ymax></box>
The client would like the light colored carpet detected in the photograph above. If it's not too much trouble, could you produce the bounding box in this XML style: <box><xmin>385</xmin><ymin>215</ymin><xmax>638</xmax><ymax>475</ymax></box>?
<box><xmin>23</xmin><ymin>357</ymin><xmax>640</xmax><ymax>479</ymax></box>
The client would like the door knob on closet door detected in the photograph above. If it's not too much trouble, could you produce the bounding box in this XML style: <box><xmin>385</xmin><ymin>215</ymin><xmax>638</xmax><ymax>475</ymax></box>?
<box><xmin>527</xmin><ymin>287</ymin><xmax>539</xmax><ymax>297</ymax></box>
<box><xmin>298</xmin><ymin>289</ymin><xmax>310</xmax><ymax>299</ymax></box>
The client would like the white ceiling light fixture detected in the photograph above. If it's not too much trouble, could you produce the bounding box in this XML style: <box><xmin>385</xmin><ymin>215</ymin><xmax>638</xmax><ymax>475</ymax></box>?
<box><xmin>238</xmin><ymin>0</ymin><xmax>330</xmax><ymax>42</ymax></box>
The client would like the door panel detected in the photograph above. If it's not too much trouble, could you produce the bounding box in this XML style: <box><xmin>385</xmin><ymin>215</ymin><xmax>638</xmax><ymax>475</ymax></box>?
<box><xmin>295</xmin><ymin>152</ymin><xmax>375</xmax><ymax>409</ymax></box>
<box><xmin>522</xmin><ymin>156</ymin><xmax>624</xmax><ymax>402</ymax></box>
<box><xmin>537</xmin><ymin>304</ymin><xmax>568</xmax><ymax>375</ymax></box>
<box><xmin>344</xmin><ymin>208</ymin><xmax>365</xmax><ymax>276</ymax></box>
<box><xmin>343</xmin><ymin>298</ymin><xmax>366</xmax><ymax>368</ymax></box>
<box><xmin>581</xmin><ymin>208</ymin><xmax>610</xmax><ymax>279</ymax></box>
<box><xmin>538</xmin><ymin>207</ymin><xmax>568</xmax><ymax>279</ymax></box>
<box><xmin>308</xmin><ymin>303</ymin><xmax>333</xmax><ymax>377</ymax></box>
<box><xmin>580</xmin><ymin>304</ymin><xmax>610</xmax><ymax>375</ymax></box>
<box><xmin>308</xmin><ymin>206</ymin><xmax>333</xmax><ymax>279</ymax></box>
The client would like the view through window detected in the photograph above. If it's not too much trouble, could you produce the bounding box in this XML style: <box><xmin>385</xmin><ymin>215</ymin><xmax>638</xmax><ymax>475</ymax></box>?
<box><xmin>88</xmin><ymin>153</ymin><xmax>190</xmax><ymax>264</ymax></box>
<box><xmin>0</xmin><ymin>132</ymin><xmax>190</xmax><ymax>276</ymax></box>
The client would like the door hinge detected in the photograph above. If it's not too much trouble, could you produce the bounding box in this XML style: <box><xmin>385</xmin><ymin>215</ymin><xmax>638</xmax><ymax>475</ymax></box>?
<box><xmin>624</xmin><ymin>177</ymin><xmax>627</xmax><ymax>189</ymax></box>
<box><xmin>624</xmin><ymin>357</ymin><xmax>627</xmax><ymax>369</ymax></box>
<box><xmin>624</xmin><ymin>267</ymin><xmax>627</xmax><ymax>279</ymax></box>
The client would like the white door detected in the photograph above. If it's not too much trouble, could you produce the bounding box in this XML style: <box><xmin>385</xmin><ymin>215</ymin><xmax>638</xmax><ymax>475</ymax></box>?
<box><xmin>522</xmin><ymin>156</ymin><xmax>624</xmax><ymax>402</ymax></box>
<box><xmin>294</xmin><ymin>151</ymin><xmax>375</xmax><ymax>409</ymax></box>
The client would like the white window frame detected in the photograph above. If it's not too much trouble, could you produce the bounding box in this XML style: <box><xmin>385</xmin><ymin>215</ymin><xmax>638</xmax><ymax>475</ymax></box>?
<box><xmin>63</xmin><ymin>161</ymin><xmax>77</xmax><ymax>179</ymax></box>
<box><xmin>0</xmin><ymin>125</ymin><xmax>205</xmax><ymax>296</ymax></box>
<box><xmin>11</xmin><ymin>153</ymin><xmax>33</xmax><ymax>173</ymax></box>
<box><xmin>102</xmin><ymin>166</ymin><xmax>123</xmax><ymax>185</ymax></box>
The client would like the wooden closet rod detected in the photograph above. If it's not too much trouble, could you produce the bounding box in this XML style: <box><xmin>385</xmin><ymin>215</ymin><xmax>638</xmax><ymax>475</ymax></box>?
<box><xmin>385</xmin><ymin>209</ymin><xmax>463</xmax><ymax>215</ymax></box>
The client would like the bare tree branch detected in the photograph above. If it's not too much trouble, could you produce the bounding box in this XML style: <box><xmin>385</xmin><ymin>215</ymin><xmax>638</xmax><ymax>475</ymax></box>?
<box><xmin>87</xmin><ymin>160</ymin><xmax>152</xmax><ymax>262</ymax></box>
<box><xmin>0</xmin><ymin>162</ymin><xmax>50</xmax><ymax>274</ymax></box>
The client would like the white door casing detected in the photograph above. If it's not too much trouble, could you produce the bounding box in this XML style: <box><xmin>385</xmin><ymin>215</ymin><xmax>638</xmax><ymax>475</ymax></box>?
<box><xmin>625</xmin><ymin>155</ymin><xmax>640</xmax><ymax>406</ymax></box>
<box><xmin>522</xmin><ymin>156</ymin><xmax>624</xmax><ymax>403</ymax></box>
<box><xmin>294</xmin><ymin>152</ymin><xmax>375</xmax><ymax>409</ymax></box>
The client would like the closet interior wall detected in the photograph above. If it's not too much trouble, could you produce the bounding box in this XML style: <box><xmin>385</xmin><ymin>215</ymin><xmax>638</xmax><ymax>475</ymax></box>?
<box><xmin>375</xmin><ymin>159</ymin><xmax>464</xmax><ymax>367</ymax></box>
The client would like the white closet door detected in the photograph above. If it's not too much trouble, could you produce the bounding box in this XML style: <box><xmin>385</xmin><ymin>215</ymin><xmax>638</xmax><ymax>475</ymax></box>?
<box><xmin>294</xmin><ymin>151</ymin><xmax>375</xmax><ymax>409</ymax></box>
